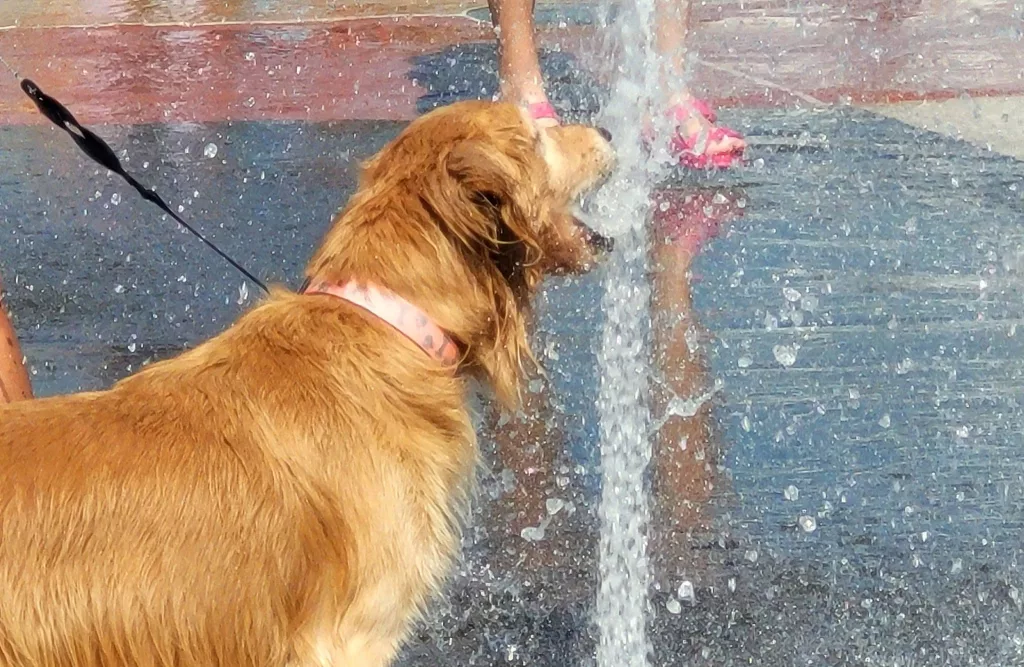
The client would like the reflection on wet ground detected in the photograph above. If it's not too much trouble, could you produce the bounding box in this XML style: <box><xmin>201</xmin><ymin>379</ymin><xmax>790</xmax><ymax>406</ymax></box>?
<box><xmin>2</xmin><ymin>0</ymin><xmax>1024</xmax><ymax>664</ymax></box>
<box><xmin>0</xmin><ymin>0</ymin><xmax>483</xmax><ymax>26</ymax></box>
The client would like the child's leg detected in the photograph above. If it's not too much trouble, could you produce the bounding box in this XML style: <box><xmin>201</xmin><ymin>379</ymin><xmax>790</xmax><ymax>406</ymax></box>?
<box><xmin>489</xmin><ymin>0</ymin><xmax>559</xmax><ymax>126</ymax></box>
<box><xmin>0</xmin><ymin>286</ymin><xmax>33</xmax><ymax>403</ymax></box>
<box><xmin>654</xmin><ymin>0</ymin><xmax>745</xmax><ymax>161</ymax></box>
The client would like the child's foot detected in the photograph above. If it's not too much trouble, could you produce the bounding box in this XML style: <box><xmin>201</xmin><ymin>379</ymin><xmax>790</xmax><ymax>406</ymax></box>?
<box><xmin>663</xmin><ymin>96</ymin><xmax>745</xmax><ymax>170</ymax></box>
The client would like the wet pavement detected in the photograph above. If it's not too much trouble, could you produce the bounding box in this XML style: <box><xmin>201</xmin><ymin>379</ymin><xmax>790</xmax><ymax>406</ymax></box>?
<box><xmin>3</xmin><ymin>2</ymin><xmax>1022</xmax><ymax>125</ymax></box>
<box><xmin>2</xmin><ymin>0</ymin><xmax>1024</xmax><ymax>665</ymax></box>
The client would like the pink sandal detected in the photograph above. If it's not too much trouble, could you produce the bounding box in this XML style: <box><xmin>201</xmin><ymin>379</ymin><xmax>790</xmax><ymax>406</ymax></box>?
<box><xmin>526</xmin><ymin>101</ymin><xmax>560</xmax><ymax>125</ymax></box>
<box><xmin>664</xmin><ymin>99</ymin><xmax>745</xmax><ymax>170</ymax></box>
<box><xmin>685</xmin><ymin>98</ymin><xmax>719</xmax><ymax>124</ymax></box>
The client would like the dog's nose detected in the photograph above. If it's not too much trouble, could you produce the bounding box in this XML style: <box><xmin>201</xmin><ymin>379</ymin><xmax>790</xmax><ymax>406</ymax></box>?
<box><xmin>597</xmin><ymin>127</ymin><xmax>612</xmax><ymax>142</ymax></box>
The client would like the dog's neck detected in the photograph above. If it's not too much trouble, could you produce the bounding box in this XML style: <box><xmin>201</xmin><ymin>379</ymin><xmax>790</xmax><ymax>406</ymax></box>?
<box><xmin>302</xmin><ymin>278</ymin><xmax>460</xmax><ymax>366</ymax></box>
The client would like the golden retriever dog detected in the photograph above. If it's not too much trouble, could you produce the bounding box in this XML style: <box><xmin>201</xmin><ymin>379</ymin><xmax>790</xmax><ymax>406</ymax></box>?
<box><xmin>0</xmin><ymin>100</ymin><xmax>614</xmax><ymax>667</ymax></box>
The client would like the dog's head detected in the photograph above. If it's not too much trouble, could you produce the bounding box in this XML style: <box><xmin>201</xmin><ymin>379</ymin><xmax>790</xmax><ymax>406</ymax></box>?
<box><xmin>360</xmin><ymin>101</ymin><xmax>616</xmax><ymax>273</ymax></box>
<box><xmin>307</xmin><ymin>100</ymin><xmax>615</xmax><ymax>406</ymax></box>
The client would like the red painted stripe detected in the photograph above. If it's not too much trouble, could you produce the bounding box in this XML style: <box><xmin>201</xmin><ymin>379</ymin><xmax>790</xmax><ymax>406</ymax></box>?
<box><xmin>0</xmin><ymin>17</ymin><xmax>492</xmax><ymax>126</ymax></box>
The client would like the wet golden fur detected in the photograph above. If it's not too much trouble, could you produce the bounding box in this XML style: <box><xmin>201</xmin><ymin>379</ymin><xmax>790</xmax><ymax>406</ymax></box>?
<box><xmin>0</xmin><ymin>101</ymin><xmax>613</xmax><ymax>667</ymax></box>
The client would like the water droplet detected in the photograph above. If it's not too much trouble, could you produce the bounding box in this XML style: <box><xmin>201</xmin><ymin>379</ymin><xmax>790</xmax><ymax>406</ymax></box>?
<box><xmin>545</xmin><ymin>498</ymin><xmax>565</xmax><ymax>515</ymax></box>
<box><xmin>665</xmin><ymin>598</ymin><xmax>682</xmax><ymax>614</ymax></box>
<box><xmin>727</xmin><ymin>577</ymin><xmax>736</xmax><ymax>592</ymax></box>
<box><xmin>110</xmin><ymin>192</ymin><xmax>121</xmax><ymax>206</ymax></box>
<box><xmin>520</xmin><ymin>525</ymin><xmax>545</xmax><ymax>542</ymax></box>
<box><xmin>203</xmin><ymin>143</ymin><xmax>219</xmax><ymax>159</ymax></box>
<box><xmin>920</xmin><ymin>531</ymin><xmax>929</xmax><ymax>542</ymax></box>
<box><xmin>678</xmin><ymin>580</ymin><xmax>695</xmax><ymax>603</ymax></box>
<box><xmin>878</xmin><ymin>413</ymin><xmax>891</xmax><ymax>428</ymax></box>
<box><xmin>741</xmin><ymin>415</ymin><xmax>751</xmax><ymax>432</ymax></box>
<box><xmin>950</xmin><ymin>558</ymin><xmax>963</xmax><ymax>575</ymax></box>
<box><xmin>737</xmin><ymin>354</ymin><xmax>753</xmax><ymax>368</ymax></box>
<box><xmin>499</xmin><ymin>468</ymin><xmax>515</xmax><ymax>492</ymax></box>
<box><xmin>127</xmin><ymin>342</ymin><xmax>136</xmax><ymax>353</ymax></box>
<box><xmin>798</xmin><ymin>515</ymin><xmax>817</xmax><ymax>532</ymax></box>
<box><xmin>783</xmin><ymin>287</ymin><xmax>802</xmax><ymax>302</ymax></box>
<box><xmin>113</xmin><ymin>284</ymin><xmax>125</xmax><ymax>294</ymax></box>
<box><xmin>244</xmin><ymin>51</ymin><xmax>256</xmax><ymax>61</ymax></box>
<box><xmin>783</xmin><ymin>485</ymin><xmax>800</xmax><ymax>501</ymax></box>
<box><xmin>772</xmin><ymin>344</ymin><xmax>798</xmax><ymax>367</ymax></box>
<box><xmin>744</xmin><ymin>549</ymin><xmax>759</xmax><ymax>563</ymax></box>
<box><xmin>801</xmin><ymin>295</ymin><xmax>818</xmax><ymax>312</ymax></box>
<box><xmin>237</xmin><ymin>282</ymin><xmax>249</xmax><ymax>305</ymax></box>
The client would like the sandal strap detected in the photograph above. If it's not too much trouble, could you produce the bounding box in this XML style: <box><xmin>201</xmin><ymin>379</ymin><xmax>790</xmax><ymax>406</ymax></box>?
<box><xmin>673</xmin><ymin>125</ymin><xmax>744</xmax><ymax>156</ymax></box>
<box><xmin>671</xmin><ymin>125</ymin><xmax>745</xmax><ymax>170</ymax></box>
<box><xmin>689</xmin><ymin>98</ymin><xmax>718</xmax><ymax>123</ymax></box>
<box><xmin>526</xmin><ymin>101</ymin><xmax>560</xmax><ymax>123</ymax></box>
<box><xmin>666</xmin><ymin>98</ymin><xmax>722</xmax><ymax>124</ymax></box>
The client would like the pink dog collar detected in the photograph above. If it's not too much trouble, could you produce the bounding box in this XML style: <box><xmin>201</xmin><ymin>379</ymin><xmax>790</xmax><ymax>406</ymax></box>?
<box><xmin>304</xmin><ymin>279</ymin><xmax>459</xmax><ymax>366</ymax></box>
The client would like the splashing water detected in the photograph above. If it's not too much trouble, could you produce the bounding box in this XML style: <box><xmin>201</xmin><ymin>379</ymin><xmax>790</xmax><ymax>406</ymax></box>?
<box><xmin>593</xmin><ymin>220</ymin><xmax>653</xmax><ymax>667</ymax></box>
<box><xmin>590</xmin><ymin>0</ymin><xmax>666</xmax><ymax>664</ymax></box>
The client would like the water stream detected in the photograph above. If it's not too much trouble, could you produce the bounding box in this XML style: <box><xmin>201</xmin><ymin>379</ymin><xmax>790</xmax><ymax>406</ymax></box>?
<box><xmin>591</xmin><ymin>0</ymin><xmax>664</xmax><ymax>665</ymax></box>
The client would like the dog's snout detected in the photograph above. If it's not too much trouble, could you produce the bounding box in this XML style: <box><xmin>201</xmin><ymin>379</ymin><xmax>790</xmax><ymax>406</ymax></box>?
<box><xmin>597</xmin><ymin>127</ymin><xmax>612</xmax><ymax>142</ymax></box>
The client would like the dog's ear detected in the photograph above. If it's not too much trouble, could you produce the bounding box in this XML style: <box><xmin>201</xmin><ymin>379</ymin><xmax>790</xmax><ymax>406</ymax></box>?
<box><xmin>438</xmin><ymin>139</ymin><xmax>543</xmax><ymax>254</ymax></box>
<box><xmin>421</xmin><ymin>138</ymin><xmax>547</xmax><ymax>408</ymax></box>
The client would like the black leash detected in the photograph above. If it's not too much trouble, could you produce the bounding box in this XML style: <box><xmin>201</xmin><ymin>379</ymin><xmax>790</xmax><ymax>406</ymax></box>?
<box><xmin>2</xmin><ymin>58</ymin><xmax>269</xmax><ymax>294</ymax></box>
